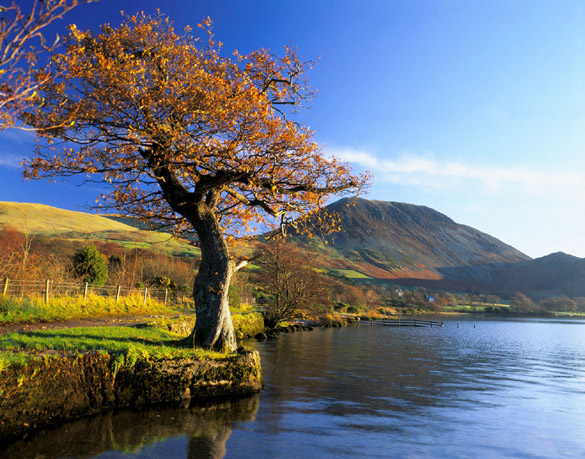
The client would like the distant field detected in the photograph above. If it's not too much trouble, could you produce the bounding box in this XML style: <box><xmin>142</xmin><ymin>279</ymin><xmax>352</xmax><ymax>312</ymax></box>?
<box><xmin>329</xmin><ymin>268</ymin><xmax>372</xmax><ymax>279</ymax></box>
<box><xmin>442</xmin><ymin>303</ymin><xmax>511</xmax><ymax>313</ymax></box>
<box><xmin>0</xmin><ymin>202</ymin><xmax>200</xmax><ymax>257</ymax></box>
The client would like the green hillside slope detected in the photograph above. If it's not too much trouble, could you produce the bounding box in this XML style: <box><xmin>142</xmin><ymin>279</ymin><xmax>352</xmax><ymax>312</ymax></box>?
<box><xmin>0</xmin><ymin>202</ymin><xmax>199</xmax><ymax>257</ymax></box>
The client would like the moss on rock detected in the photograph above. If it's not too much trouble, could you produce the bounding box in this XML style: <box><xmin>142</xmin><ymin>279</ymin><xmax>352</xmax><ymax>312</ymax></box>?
<box><xmin>0</xmin><ymin>350</ymin><xmax>262</xmax><ymax>441</ymax></box>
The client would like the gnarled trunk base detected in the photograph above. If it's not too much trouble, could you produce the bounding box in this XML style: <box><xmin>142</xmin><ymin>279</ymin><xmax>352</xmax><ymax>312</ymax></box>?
<box><xmin>185</xmin><ymin>265</ymin><xmax>236</xmax><ymax>352</ymax></box>
<box><xmin>186</xmin><ymin>204</ymin><xmax>237</xmax><ymax>352</ymax></box>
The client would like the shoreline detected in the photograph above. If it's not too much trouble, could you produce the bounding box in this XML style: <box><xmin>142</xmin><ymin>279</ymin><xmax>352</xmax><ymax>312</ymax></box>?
<box><xmin>0</xmin><ymin>348</ymin><xmax>262</xmax><ymax>443</ymax></box>
<box><xmin>3</xmin><ymin>309</ymin><xmax>576</xmax><ymax>442</ymax></box>
<box><xmin>0</xmin><ymin>316</ymin><xmax>265</xmax><ymax>443</ymax></box>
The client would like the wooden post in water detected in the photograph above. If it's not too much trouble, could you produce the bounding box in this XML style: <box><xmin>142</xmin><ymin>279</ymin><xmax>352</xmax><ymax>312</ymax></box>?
<box><xmin>2</xmin><ymin>278</ymin><xmax>8</xmax><ymax>296</ymax></box>
<box><xmin>45</xmin><ymin>280</ymin><xmax>50</xmax><ymax>304</ymax></box>
<box><xmin>83</xmin><ymin>282</ymin><xmax>89</xmax><ymax>303</ymax></box>
<box><xmin>116</xmin><ymin>286</ymin><xmax>121</xmax><ymax>302</ymax></box>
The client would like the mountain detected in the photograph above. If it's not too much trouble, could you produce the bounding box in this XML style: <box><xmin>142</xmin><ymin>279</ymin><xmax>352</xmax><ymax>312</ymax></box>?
<box><xmin>290</xmin><ymin>198</ymin><xmax>585</xmax><ymax>298</ymax></box>
<box><xmin>490</xmin><ymin>252</ymin><xmax>585</xmax><ymax>297</ymax></box>
<box><xmin>0</xmin><ymin>202</ymin><xmax>199</xmax><ymax>257</ymax></box>
<box><xmin>292</xmin><ymin>197</ymin><xmax>530</xmax><ymax>285</ymax></box>
<box><xmin>4</xmin><ymin>199</ymin><xmax>584</xmax><ymax>297</ymax></box>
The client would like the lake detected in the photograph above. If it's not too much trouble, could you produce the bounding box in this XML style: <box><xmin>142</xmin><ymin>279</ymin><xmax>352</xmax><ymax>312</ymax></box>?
<box><xmin>2</xmin><ymin>316</ymin><xmax>585</xmax><ymax>458</ymax></box>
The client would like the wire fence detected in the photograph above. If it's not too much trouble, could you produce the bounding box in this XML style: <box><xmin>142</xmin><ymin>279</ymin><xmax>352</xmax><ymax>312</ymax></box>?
<box><xmin>1</xmin><ymin>278</ymin><xmax>194</xmax><ymax>305</ymax></box>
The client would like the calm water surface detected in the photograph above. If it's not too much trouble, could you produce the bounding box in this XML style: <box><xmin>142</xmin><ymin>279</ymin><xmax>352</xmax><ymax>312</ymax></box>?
<box><xmin>3</xmin><ymin>317</ymin><xmax>585</xmax><ymax>458</ymax></box>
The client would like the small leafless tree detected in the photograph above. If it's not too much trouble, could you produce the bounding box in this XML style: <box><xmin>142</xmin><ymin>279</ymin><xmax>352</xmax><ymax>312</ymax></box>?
<box><xmin>256</xmin><ymin>241</ymin><xmax>332</xmax><ymax>327</ymax></box>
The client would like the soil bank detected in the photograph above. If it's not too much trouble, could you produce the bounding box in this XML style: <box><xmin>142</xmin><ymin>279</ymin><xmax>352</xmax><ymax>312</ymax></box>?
<box><xmin>0</xmin><ymin>349</ymin><xmax>262</xmax><ymax>442</ymax></box>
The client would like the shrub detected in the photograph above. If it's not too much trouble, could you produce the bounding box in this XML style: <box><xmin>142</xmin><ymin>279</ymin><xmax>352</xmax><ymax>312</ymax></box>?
<box><xmin>229</xmin><ymin>285</ymin><xmax>241</xmax><ymax>309</ymax></box>
<box><xmin>150</xmin><ymin>276</ymin><xmax>177</xmax><ymax>290</ymax></box>
<box><xmin>232</xmin><ymin>313</ymin><xmax>264</xmax><ymax>340</ymax></box>
<box><xmin>71</xmin><ymin>244</ymin><xmax>108</xmax><ymax>286</ymax></box>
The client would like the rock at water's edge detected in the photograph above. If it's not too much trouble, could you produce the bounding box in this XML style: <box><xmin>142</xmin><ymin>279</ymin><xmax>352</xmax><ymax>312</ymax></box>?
<box><xmin>0</xmin><ymin>351</ymin><xmax>262</xmax><ymax>441</ymax></box>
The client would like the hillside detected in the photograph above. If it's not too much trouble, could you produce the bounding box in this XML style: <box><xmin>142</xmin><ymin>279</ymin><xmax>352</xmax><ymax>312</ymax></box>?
<box><xmin>0</xmin><ymin>202</ymin><xmax>199</xmax><ymax>258</ymax></box>
<box><xmin>490</xmin><ymin>252</ymin><xmax>585</xmax><ymax>297</ymax></box>
<box><xmin>4</xmin><ymin>199</ymin><xmax>583</xmax><ymax>298</ymax></box>
<box><xmin>292</xmin><ymin>197</ymin><xmax>530</xmax><ymax>285</ymax></box>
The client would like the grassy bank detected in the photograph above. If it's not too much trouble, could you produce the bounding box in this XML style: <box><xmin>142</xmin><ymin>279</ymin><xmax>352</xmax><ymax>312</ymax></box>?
<box><xmin>0</xmin><ymin>312</ymin><xmax>265</xmax><ymax>372</ymax></box>
<box><xmin>0</xmin><ymin>295</ymin><xmax>183</xmax><ymax>326</ymax></box>
<box><xmin>0</xmin><ymin>324</ymin><xmax>263</xmax><ymax>440</ymax></box>
<box><xmin>0</xmin><ymin>325</ymin><xmax>223</xmax><ymax>373</ymax></box>
<box><xmin>442</xmin><ymin>303</ymin><xmax>511</xmax><ymax>314</ymax></box>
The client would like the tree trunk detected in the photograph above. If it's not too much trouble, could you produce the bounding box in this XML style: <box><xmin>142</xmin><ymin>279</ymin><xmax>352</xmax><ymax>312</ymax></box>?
<box><xmin>186</xmin><ymin>203</ymin><xmax>237</xmax><ymax>352</ymax></box>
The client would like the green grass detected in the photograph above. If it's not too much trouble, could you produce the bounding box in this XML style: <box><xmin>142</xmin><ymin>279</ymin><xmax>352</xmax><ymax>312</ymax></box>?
<box><xmin>442</xmin><ymin>303</ymin><xmax>511</xmax><ymax>313</ymax></box>
<box><xmin>0</xmin><ymin>295</ymin><xmax>186</xmax><ymax>325</ymax></box>
<box><xmin>232</xmin><ymin>312</ymin><xmax>264</xmax><ymax>339</ymax></box>
<box><xmin>0</xmin><ymin>325</ymin><xmax>225</xmax><ymax>373</ymax></box>
<box><xmin>0</xmin><ymin>296</ymin><xmax>266</xmax><ymax>372</ymax></box>
<box><xmin>329</xmin><ymin>269</ymin><xmax>372</xmax><ymax>279</ymax></box>
<box><xmin>0</xmin><ymin>202</ymin><xmax>201</xmax><ymax>258</ymax></box>
<box><xmin>68</xmin><ymin>232</ymin><xmax>201</xmax><ymax>257</ymax></box>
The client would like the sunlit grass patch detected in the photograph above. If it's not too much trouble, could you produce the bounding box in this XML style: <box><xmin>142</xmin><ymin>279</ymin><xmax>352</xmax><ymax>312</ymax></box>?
<box><xmin>329</xmin><ymin>269</ymin><xmax>372</xmax><ymax>279</ymax></box>
<box><xmin>0</xmin><ymin>295</ymin><xmax>186</xmax><ymax>326</ymax></box>
<box><xmin>231</xmin><ymin>312</ymin><xmax>264</xmax><ymax>339</ymax></box>
<box><xmin>0</xmin><ymin>325</ymin><xmax>225</xmax><ymax>373</ymax></box>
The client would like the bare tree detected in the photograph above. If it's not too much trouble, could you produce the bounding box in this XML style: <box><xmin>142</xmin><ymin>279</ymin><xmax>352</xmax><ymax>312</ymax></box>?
<box><xmin>256</xmin><ymin>241</ymin><xmax>331</xmax><ymax>328</ymax></box>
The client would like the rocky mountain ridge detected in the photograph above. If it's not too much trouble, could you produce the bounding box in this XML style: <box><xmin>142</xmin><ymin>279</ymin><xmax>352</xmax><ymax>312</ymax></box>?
<box><xmin>292</xmin><ymin>198</ymin><xmax>585</xmax><ymax>297</ymax></box>
<box><xmin>2</xmin><ymin>199</ymin><xmax>583</xmax><ymax>297</ymax></box>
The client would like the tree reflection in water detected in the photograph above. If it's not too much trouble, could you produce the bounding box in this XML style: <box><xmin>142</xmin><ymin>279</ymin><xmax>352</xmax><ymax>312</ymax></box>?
<box><xmin>0</xmin><ymin>395</ymin><xmax>260</xmax><ymax>459</ymax></box>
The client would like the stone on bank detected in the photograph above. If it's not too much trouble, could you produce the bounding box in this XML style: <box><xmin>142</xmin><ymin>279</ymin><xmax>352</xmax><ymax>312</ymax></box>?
<box><xmin>0</xmin><ymin>350</ymin><xmax>262</xmax><ymax>441</ymax></box>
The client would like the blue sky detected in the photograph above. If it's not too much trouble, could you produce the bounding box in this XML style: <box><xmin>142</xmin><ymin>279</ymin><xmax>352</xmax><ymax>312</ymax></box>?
<box><xmin>2</xmin><ymin>0</ymin><xmax>585</xmax><ymax>258</ymax></box>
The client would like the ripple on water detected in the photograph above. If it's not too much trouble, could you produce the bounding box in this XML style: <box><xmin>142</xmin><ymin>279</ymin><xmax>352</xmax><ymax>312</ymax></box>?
<box><xmin>3</xmin><ymin>318</ymin><xmax>585</xmax><ymax>458</ymax></box>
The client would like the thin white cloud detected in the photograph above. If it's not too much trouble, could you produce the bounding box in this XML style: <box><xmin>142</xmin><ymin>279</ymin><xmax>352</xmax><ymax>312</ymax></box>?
<box><xmin>0</xmin><ymin>129</ymin><xmax>35</xmax><ymax>145</ymax></box>
<box><xmin>328</xmin><ymin>147</ymin><xmax>379</xmax><ymax>168</ymax></box>
<box><xmin>0</xmin><ymin>153</ymin><xmax>24</xmax><ymax>169</ymax></box>
<box><xmin>330</xmin><ymin>147</ymin><xmax>585</xmax><ymax>201</ymax></box>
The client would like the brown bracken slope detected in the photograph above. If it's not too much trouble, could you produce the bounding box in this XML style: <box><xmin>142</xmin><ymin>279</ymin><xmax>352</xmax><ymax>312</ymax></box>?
<box><xmin>293</xmin><ymin>197</ymin><xmax>530</xmax><ymax>285</ymax></box>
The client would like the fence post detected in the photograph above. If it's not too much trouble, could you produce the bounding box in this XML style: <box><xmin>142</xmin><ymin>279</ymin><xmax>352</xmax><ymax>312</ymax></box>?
<box><xmin>164</xmin><ymin>288</ymin><xmax>168</xmax><ymax>305</ymax></box>
<box><xmin>116</xmin><ymin>286</ymin><xmax>121</xmax><ymax>302</ymax></box>
<box><xmin>143</xmin><ymin>287</ymin><xmax>148</xmax><ymax>304</ymax></box>
<box><xmin>45</xmin><ymin>279</ymin><xmax>50</xmax><ymax>304</ymax></box>
<box><xmin>83</xmin><ymin>282</ymin><xmax>89</xmax><ymax>304</ymax></box>
<box><xmin>2</xmin><ymin>278</ymin><xmax>8</xmax><ymax>296</ymax></box>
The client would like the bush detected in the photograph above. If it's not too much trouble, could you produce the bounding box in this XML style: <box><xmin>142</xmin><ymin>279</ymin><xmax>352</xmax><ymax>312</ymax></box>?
<box><xmin>150</xmin><ymin>276</ymin><xmax>177</xmax><ymax>290</ymax></box>
<box><xmin>229</xmin><ymin>285</ymin><xmax>241</xmax><ymax>309</ymax></box>
<box><xmin>318</xmin><ymin>314</ymin><xmax>345</xmax><ymax>328</ymax></box>
<box><xmin>232</xmin><ymin>313</ymin><xmax>264</xmax><ymax>340</ymax></box>
<box><xmin>71</xmin><ymin>244</ymin><xmax>108</xmax><ymax>286</ymax></box>
<box><xmin>253</xmin><ymin>290</ymin><xmax>269</xmax><ymax>304</ymax></box>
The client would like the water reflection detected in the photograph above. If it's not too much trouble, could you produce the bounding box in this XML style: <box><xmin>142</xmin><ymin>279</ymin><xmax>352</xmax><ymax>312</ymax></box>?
<box><xmin>0</xmin><ymin>395</ymin><xmax>259</xmax><ymax>459</ymax></box>
<box><xmin>244</xmin><ymin>318</ymin><xmax>585</xmax><ymax>457</ymax></box>
<box><xmin>3</xmin><ymin>318</ymin><xmax>585</xmax><ymax>458</ymax></box>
